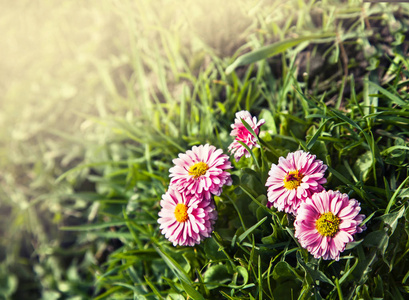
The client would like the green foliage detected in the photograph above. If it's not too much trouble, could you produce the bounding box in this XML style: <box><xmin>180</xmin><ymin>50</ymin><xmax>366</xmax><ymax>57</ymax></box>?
<box><xmin>1</xmin><ymin>0</ymin><xmax>409</xmax><ymax>299</ymax></box>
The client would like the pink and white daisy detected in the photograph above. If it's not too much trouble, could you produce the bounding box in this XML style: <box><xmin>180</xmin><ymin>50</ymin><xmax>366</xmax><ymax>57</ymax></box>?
<box><xmin>158</xmin><ymin>188</ymin><xmax>217</xmax><ymax>246</ymax></box>
<box><xmin>294</xmin><ymin>190</ymin><xmax>366</xmax><ymax>260</ymax></box>
<box><xmin>228</xmin><ymin>110</ymin><xmax>265</xmax><ymax>162</ymax></box>
<box><xmin>265</xmin><ymin>150</ymin><xmax>327</xmax><ymax>215</ymax></box>
<box><xmin>169</xmin><ymin>144</ymin><xmax>232</xmax><ymax>200</ymax></box>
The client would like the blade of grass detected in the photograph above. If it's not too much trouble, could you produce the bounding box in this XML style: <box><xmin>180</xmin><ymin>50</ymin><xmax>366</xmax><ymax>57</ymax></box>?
<box><xmin>366</xmin><ymin>81</ymin><xmax>409</xmax><ymax>109</ymax></box>
<box><xmin>384</xmin><ymin>176</ymin><xmax>409</xmax><ymax>214</ymax></box>
<box><xmin>144</xmin><ymin>276</ymin><xmax>165</xmax><ymax>300</ymax></box>
<box><xmin>238</xmin><ymin>216</ymin><xmax>267</xmax><ymax>244</ymax></box>
<box><xmin>154</xmin><ymin>245</ymin><xmax>205</xmax><ymax>300</ymax></box>
<box><xmin>306</xmin><ymin>118</ymin><xmax>333</xmax><ymax>150</ymax></box>
<box><xmin>258</xmin><ymin>255</ymin><xmax>262</xmax><ymax>300</ymax></box>
<box><xmin>226</xmin><ymin>34</ymin><xmax>336</xmax><ymax>74</ymax></box>
<box><xmin>327</xmin><ymin>166</ymin><xmax>378</xmax><ymax>209</ymax></box>
<box><xmin>335</xmin><ymin>278</ymin><xmax>344</xmax><ymax>300</ymax></box>
<box><xmin>239</xmin><ymin>186</ymin><xmax>272</xmax><ymax>215</ymax></box>
<box><xmin>237</xmin><ymin>140</ymin><xmax>260</xmax><ymax>170</ymax></box>
<box><xmin>60</xmin><ymin>221</ymin><xmax>126</xmax><ymax>231</ymax></box>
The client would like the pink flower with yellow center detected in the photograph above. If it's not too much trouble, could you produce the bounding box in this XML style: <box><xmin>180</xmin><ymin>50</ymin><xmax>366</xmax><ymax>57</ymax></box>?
<box><xmin>169</xmin><ymin>144</ymin><xmax>232</xmax><ymax>200</ymax></box>
<box><xmin>294</xmin><ymin>190</ymin><xmax>366</xmax><ymax>260</ymax></box>
<box><xmin>228</xmin><ymin>110</ymin><xmax>265</xmax><ymax>162</ymax></box>
<box><xmin>265</xmin><ymin>150</ymin><xmax>327</xmax><ymax>215</ymax></box>
<box><xmin>158</xmin><ymin>188</ymin><xmax>217</xmax><ymax>246</ymax></box>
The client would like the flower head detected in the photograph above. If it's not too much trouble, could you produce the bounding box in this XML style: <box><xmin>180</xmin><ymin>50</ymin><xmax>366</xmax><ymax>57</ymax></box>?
<box><xmin>169</xmin><ymin>144</ymin><xmax>232</xmax><ymax>200</ymax></box>
<box><xmin>228</xmin><ymin>110</ymin><xmax>265</xmax><ymax>162</ymax></box>
<box><xmin>294</xmin><ymin>190</ymin><xmax>366</xmax><ymax>260</ymax></box>
<box><xmin>158</xmin><ymin>189</ymin><xmax>217</xmax><ymax>246</ymax></box>
<box><xmin>265</xmin><ymin>150</ymin><xmax>327</xmax><ymax>215</ymax></box>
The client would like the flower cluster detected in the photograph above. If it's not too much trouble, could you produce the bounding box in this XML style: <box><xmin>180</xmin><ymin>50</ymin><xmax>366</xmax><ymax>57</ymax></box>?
<box><xmin>158</xmin><ymin>144</ymin><xmax>232</xmax><ymax>246</ymax></box>
<box><xmin>158</xmin><ymin>110</ymin><xmax>366</xmax><ymax>260</ymax></box>
<box><xmin>264</xmin><ymin>149</ymin><xmax>366</xmax><ymax>260</ymax></box>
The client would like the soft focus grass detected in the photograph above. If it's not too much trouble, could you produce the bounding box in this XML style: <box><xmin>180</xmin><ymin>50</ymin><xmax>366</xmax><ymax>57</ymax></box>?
<box><xmin>1</xmin><ymin>0</ymin><xmax>409</xmax><ymax>299</ymax></box>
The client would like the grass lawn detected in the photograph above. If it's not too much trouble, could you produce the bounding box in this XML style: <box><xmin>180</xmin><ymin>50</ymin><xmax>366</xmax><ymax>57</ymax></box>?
<box><xmin>1</xmin><ymin>0</ymin><xmax>409</xmax><ymax>299</ymax></box>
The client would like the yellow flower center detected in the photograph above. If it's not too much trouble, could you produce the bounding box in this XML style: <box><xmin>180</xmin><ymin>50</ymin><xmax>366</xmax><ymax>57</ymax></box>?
<box><xmin>174</xmin><ymin>203</ymin><xmax>189</xmax><ymax>223</ymax></box>
<box><xmin>283</xmin><ymin>170</ymin><xmax>303</xmax><ymax>190</ymax></box>
<box><xmin>188</xmin><ymin>162</ymin><xmax>209</xmax><ymax>179</ymax></box>
<box><xmin>315</xmin><ymin>212</ymin><xmax>340</xmax><ymax>237</ymax></box>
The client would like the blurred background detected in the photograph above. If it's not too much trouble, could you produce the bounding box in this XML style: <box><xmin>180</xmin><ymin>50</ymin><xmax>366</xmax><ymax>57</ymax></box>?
<box><xmin>0</xmin><ymin>1</ymin><xmax>267</xmax><ymax>298</ymax></box>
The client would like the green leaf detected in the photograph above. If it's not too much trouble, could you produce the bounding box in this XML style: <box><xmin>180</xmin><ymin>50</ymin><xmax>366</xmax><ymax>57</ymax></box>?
<box><xmin>297</xmin><ymin>252</ymin><xmax>334</xmax><ymax>286</ymax></box>
<box><xmin>272</xmin><ymin>280</ymin><xmax>302</xmax><ymax>300</ymax></box>
<box><xmin>272</xmin><ymin>261</ymin><xmax>300</xmax><ymax>283</ymax></box>
<box><xmin>240</xmin><ymin>168</ymin><xmax>266</xmax><ymax>197</ymax></box>
<box><xmin>363</xmin><ymin>230</ymin><xmax>389</xmax><ymax>256</ymax></box>
<box><xmin>226</xmin><ymin>34</ymin><xmax>335</xmax><ymax>74</ymax></box>
<box><xmin>237</xmin><ymin>266</ymin><xmax>249</xmax><ymax>286</ymax></box>
<box><xmin>203</xmin><ymin>265</ymin><xmax>230</xmax><ymax>284</ymax></box>
<box><xmin>352</xmin><ymin>151</ymin><xmax>372</xmax><ymax>182</ymax></box>
<box><xmin>203</xmin><ymin>237</ymin><xmax>226</xmax><ymax>261</ymax></box>
<box><xmin>154</xmin><ymin>246</ymin><xmax>205</xmax><ymax>300</ymax></box>
<box><xmin>0</xmin><ymin>269</ymin><xmax>18</xmax><ymax>297</ymax></box>
<box><xmin>259</xmin><ymin>109</ymin><xmax>277</xmax><ymax>134</ymax></box>
<box><xmin>378</xmin><ymin>206</ymin><xmax>405</xmax><ymax>234</ymax></box>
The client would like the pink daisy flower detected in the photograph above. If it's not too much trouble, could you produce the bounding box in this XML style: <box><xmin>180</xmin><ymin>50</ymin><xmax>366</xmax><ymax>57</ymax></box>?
<box><xmin>158</xmin><ymin>188</ymin><xmax>217</xmax><ymax>246</ymax></box>
<box><xmin>294</xmin><ymin>190</ymin><xmax>366</xmax><ymax>260</ymax></box>
<box><xmin>228</xmin><ymin>110</ymin><xmax>265</xmax><ymax>162</ymax></box>
<box><xmin>169</xmin><ymin>144</ymin><xmax>232</xmax><ymax>200</ymax></box>
<box><xmin>265</xmin><ymin>150</ymin><xmax>327</xmax><ymax>215</ymax></box>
